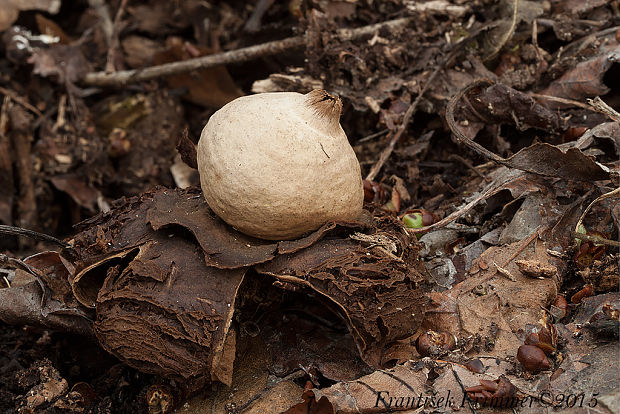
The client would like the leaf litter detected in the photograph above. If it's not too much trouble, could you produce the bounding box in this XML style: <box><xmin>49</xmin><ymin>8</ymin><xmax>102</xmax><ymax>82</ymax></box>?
<box><xmin>0</xmin><ymin>0</ymin><xmax>619</xmax><ymax>412</ymax></box>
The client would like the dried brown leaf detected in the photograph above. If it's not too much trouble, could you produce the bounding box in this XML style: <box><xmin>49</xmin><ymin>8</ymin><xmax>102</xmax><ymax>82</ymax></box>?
<box><xmin>505</xmin><ymin>143</ymin><xmax>610</xmax><ymax>181</ymax></box>
<box><xmin>50</xmin><ymin>174</ymin><xmax>101</xmax><ymax>213</ymax></box>
<box><xmin>0</xmin><ymin>251</ymin><xmax>93</xmax><ymax>337</ymax></box>
<box><xmin>539</xmin><ymin>44</ymin><xmax>620</xmax><ymax>109</ymax></box>
<box><xmin>121</xmin><ymin>35</ymin><xmax>164</xmax><ymax>68</ymax></box>
<box><xmin>35</xmin><ymin>13</ymin><xmax>72</xmax><ymax>44</ymax></box>
<box><xmin>286</xmin><ymin>362</ymin><xmax>428</xmax><ymax>413</ymax></box>
<box><xmin>554</xmin><ymin>0</ymin><xmax>610</xmax><ymax>16</ymax></box>
<box><xmin>447</xmin><ymin>239</ymin><xmax>558</xmax><ymax>359</ymax></box>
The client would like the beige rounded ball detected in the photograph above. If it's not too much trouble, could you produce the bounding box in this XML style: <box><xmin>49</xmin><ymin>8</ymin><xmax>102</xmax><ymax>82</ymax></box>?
<box><xmin>197</xmin><ymin>90</ymin><xmax>363</xmax><ymax>240</ymax></box>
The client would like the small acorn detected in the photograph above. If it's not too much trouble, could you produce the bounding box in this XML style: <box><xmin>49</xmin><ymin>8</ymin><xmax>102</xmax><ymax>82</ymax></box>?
<box><xmin>517</xmin><ymin>344</ymin><xmax>551</xmax><ymax>372</ymax></box>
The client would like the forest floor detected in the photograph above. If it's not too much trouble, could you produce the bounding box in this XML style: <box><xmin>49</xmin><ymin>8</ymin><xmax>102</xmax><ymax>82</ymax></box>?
<box><xmin>0</xmin><ymin>1</ymin><xmax>619</xmax><ymax>413</ymax></box>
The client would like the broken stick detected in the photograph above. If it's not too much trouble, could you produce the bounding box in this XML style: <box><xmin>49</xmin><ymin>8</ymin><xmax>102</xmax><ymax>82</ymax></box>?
<box><xmin>81</xmin><ymin>17</ymin><xmax>413</xmax><ymax>87</ymax></box>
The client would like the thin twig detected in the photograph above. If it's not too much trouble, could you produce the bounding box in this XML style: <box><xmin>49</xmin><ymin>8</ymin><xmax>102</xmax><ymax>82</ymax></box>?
<box><xmin>0</xmin><ymin>96</ymin><xmax>9</xmax><ymax>135</ymax></box>
<box><xmin>445</xmin><ymin>78</ymin><xmax>505</xmax><ymax>164</ymax></box>
<box><xmin>244</xmin><ymin>0</ymin><xmax>276</xmax><ymax>32</ymax></box>
<box><xmin>500</xmin><ymin>226</ymin><xmax>541</xmax><ymax>267</ymax></box>
<box><xmin>484</xmin><ymin>0</ymin><xmax>519</xmax><ymax>61</ymax></box>
<box><xmin>104</xmin><ymin>0</ymin><xmax>128</xmax><ymax>73</ymax></box>
<box><xmin>0</xmin><ymin>253</ymin><xmax>36</xmax><ymax>273</ymax></box>
<box><xmin>572</xmin><ymin>232</ymin><xmax>620</xmax><ymax>248</ymax></box>
<box><xmin>556</xmin><ymin>26</ymin><xmax>620</xmax><ymax>60</ymax></box>
<box><xmin>531</xmin><ymin>19</ymin><xmax>548</xmax><ymax>72</ymax></box>
<box><xmin>84</xmin><ymin>36</ymin><xmax>303</xmax><ymax>86</ymax></box>
<box><xmin>365</xmin><ymin>45</ymin><xmax>463</xmax><ymax>181</ymax></box>
<box><xmin>357</xmin><ymin>128</ymin><xmax>389</xmax><ymax>143</ymax></box>
<box><xmin>575</xmin><ymin>187</ymin><xmax>620</xmax><ymax>235</ymax></box>
<box><xmin>448</xmin><ymin>154</ymin><xmax>490</xmax><ymax>182</ymax></box>
<box><xmin>451</xmin><ymin>366</ymin><xmax>478</xmax><ymax>414</ymax></box>
<box><xmin>0</xmin><ymin>87</ymin><xmax>43</xmax><ymax>117</ymax></box>
<box><xmin>7</xmin><ymin>102</ymin><xmax>38</xmax><ymax>247</ymax></box>
<box><xmin>529</xmin><ymin>93</ymin><xmax>593</xmax><ymax>110</ymax></box>
<box><xmin>0</xmin><ymin>224</ymin><xmax>72</xmax><ymax>249</ymax></box>
<box><xmin>81</xmin><ymin>17</ymin><xmax>413</xmax><ymax>87</ymax></box>
<box><xmin>587</xmin><ymin>97</ymin><xmax>620</xmax><ymax>123</ymax></box>
<box><xmin>87</xmin><ymin>0</ymin><xmax>113</xmax><ymax>45</ymax></box>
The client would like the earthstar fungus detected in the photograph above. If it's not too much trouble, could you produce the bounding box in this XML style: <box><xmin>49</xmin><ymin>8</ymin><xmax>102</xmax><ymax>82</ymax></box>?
<box><xmin>197</xmin><ymin>89</ymin><xmax>364</xmax><ymax>240</ymax></box>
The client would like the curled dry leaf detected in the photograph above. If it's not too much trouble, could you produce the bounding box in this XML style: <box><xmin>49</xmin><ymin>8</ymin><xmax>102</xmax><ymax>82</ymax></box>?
<box><xmin>0</xmin><ymin>275</ymin><xmax>92</xmax><ymax>336</ymax></box>
<box><xmin>0</xmin><ymin>251</ymin><xmax>92</xmax><ymax>337</ymax></box>
<box><xmin>50</xmin><ymin>174</ymin><xmax>102</xmax><ymax>213</ymax></box>
<box><xmin>447</xmin><ymin>80</ymin><xmax>610</xmax><ymax>182</ymax></box>
<box><xmin>175</xmin><ymin>128</ymin><xmax>198</xmax><ymax>170</ymax></box>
